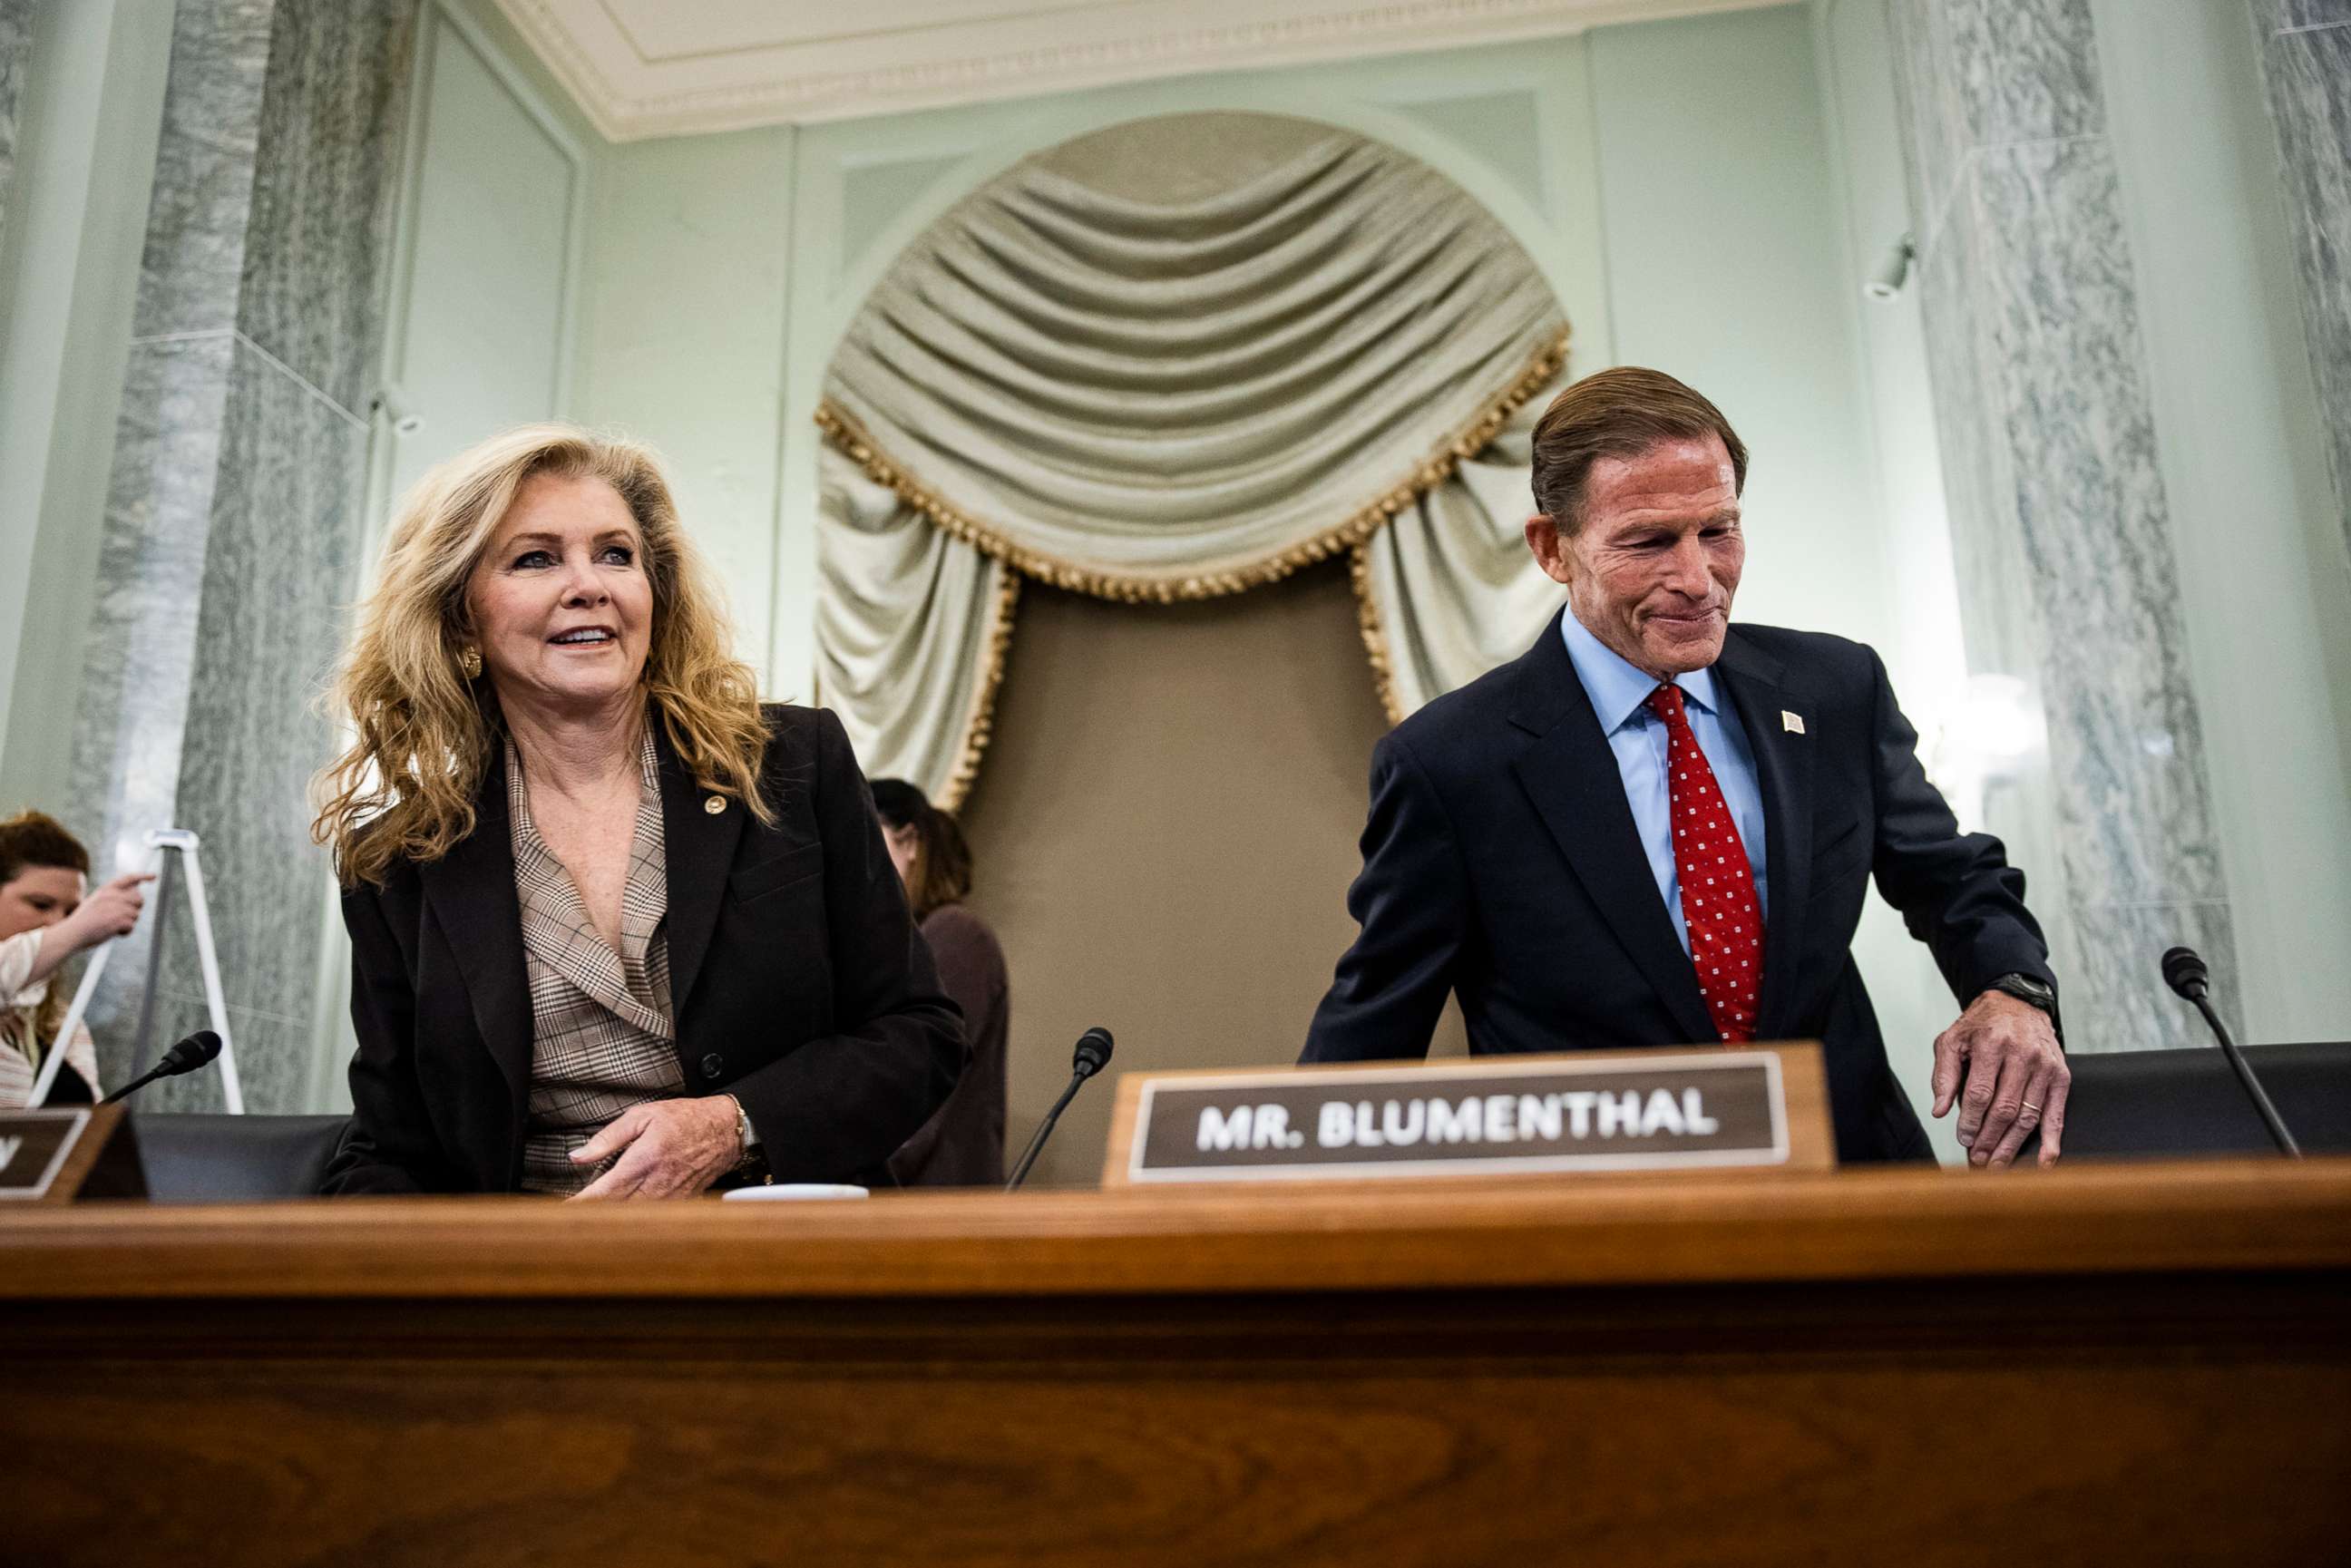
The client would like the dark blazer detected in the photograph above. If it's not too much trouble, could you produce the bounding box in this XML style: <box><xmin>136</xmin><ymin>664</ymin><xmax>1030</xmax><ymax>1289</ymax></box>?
<box><xmin>323</xmin><ymin>704</ymin><xmax>962</xmax><ymax>1194</ymax></box>
<box><xmin>1302</xmin><ymin>613</ymin><xmax>2054</xmax><ymax>1164</ymax></box>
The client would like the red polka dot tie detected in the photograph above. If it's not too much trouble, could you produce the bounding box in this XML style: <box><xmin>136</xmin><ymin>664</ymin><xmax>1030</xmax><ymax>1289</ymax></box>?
<box><xmin>1644</xmin><ymin>684</ymin><xmax>1764</xmax><ymax>1043</ymax></box>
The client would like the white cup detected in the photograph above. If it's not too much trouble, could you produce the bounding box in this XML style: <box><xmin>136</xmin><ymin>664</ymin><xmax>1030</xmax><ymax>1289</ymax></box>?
<box><xmin>720</xmin><ymin>1183</ymin><xmax>870</xmax><ymax>1202</ymax></box>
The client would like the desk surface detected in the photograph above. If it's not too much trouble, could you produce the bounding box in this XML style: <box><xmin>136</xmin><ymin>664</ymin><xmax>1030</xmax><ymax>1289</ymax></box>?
<box><xmin>4</xmin><ymin>1155</ymin><xmax>2347</xmax><ymax>1300</ymax></box>
<box><xmin>6</xmin><ymin>1160</ymin><xmax>2346</xmax><ymax>1567</ymax></box>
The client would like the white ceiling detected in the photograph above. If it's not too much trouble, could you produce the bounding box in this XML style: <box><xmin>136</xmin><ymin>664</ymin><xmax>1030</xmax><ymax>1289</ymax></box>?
<box><xmin>495</xmin><ymin>0</ymin><xmax>1787</xmax><ymax>141</ymax></box>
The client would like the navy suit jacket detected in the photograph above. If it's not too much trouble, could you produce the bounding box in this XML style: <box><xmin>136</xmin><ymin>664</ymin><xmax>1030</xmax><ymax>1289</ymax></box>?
<box><xmin>1302</xmin><ymin>612</ymin><xmax>2054</xmax><ymax>1164</ymax></box>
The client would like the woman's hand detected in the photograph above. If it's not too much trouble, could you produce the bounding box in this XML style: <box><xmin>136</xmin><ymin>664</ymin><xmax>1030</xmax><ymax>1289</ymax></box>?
<box><xmin>30</xmin><ymin>872</ymin><xmax>153</xmax><ymax>984</ymax></box>
<box><xmin>568</xmin><ymin>1096</ymin><xmax>744</xmax><ymax>1199</ymax></box>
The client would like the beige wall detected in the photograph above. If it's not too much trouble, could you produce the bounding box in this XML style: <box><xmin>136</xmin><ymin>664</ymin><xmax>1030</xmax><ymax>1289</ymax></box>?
<box><xmin>960</xmin><ymin>563</ymin><xmax>1467</xmax><ymax>1190</ymax></box>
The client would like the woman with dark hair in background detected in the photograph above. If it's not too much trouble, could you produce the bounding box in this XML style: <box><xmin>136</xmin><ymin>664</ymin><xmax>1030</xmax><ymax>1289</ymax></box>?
<box><xmin>872</xmin><ymin>780</ymin><xmax>1009</xmax><ymax>1187</ymax></box>
<box><xmin>0</xmin><ymin>811</ymin><xmax>150</xmax><ymax>1107</ymax></box>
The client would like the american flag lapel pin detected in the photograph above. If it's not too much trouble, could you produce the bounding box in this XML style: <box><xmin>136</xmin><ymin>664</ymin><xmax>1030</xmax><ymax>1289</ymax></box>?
<box><xmin>1782</xmin><ymin>710</ymin><xmax>1806</xmax><ymax>735</ymax></box>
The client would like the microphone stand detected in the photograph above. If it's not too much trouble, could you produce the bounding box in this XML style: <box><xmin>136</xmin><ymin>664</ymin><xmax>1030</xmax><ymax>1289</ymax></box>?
<box><xmin>101</xmin><ymin>1031</ymin><xmax>224</xmax><ymax>1106</ymax></box>
<box><xmin>1007</xmin><ymin>1027</ymin><xmax>1116</xmax><ymax>1192</ymax></box>
<box><xmin>1006</xmin><ymin>1070</ymin><xmax>1090</xmax><ymax>1192</ymax></box>
<box><xmin>2190</xmin><ymin>994</ymin><xmax>2301</xmax><ymax>1158</ymax></box>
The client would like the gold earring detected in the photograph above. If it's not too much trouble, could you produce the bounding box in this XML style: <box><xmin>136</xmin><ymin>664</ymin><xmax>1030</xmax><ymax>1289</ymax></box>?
<box><xmin>457</xmin><ymin>645</ymin><xmax>483</xmax><ymax>679</ymax></box>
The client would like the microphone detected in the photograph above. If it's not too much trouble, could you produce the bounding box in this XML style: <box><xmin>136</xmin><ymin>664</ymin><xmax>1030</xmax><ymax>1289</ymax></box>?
<box><xmin>2160</xmin><ymin>947</ymin><xmax>2300</xmax><ymax>1157</ymax></box>
<box><xmin>1006</xmin><ymin>1027</ymin><xmax>1115</xmax><ymax>1192</ymax></box>
<box><xmin>102</xmin><ymin>1029</ymin><xmax>223</xmax><ymax>1106</ymax></box>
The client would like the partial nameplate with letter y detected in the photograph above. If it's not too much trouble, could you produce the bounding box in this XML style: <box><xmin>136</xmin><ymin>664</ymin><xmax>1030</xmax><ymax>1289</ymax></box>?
<box><xmin>1103</xmin><ymin>1044</ymin><xmax>1831</xmax><ymax>1186</ymax></box>
<box><xmin>0</xmin><ymin>1105</ymin><xmax>145</xmax><ymax>1203</ymax></box>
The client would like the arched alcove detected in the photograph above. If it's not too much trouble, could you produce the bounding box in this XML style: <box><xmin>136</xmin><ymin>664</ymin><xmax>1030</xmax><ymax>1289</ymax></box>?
<box><xmin>815</xmin><ymin>111</ymin><xmax>1574</xmax><ymax>794</ymax></box>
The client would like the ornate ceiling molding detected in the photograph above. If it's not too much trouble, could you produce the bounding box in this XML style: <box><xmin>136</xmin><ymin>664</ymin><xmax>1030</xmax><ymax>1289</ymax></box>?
<box><xmin>493</xmin><ymin>0</ymin><xmax>1785</xmax><ymax>141</ymax></box>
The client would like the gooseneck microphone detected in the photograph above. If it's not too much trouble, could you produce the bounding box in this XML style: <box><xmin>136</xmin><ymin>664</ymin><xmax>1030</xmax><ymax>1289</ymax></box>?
<box><xmin>2161</xmin><ymin>948</ymin><xmax>2300</xmax><ymax>1157</ymax></box>
<box><xmin>102</xmin><ymin>1029</ymin><xmax>223</xmax><ymax>1106</ymax></box>
<box><xmin>1006</xmin><ymin>1027</ymin><xmax>1115</xmax><ymax>1192</ymax></box>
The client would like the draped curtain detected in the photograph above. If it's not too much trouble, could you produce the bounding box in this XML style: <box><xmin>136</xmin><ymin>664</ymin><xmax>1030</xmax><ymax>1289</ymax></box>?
<box><xmin>815</xmin><ymin>119</ymin><xmax>1572</xmax><ymax>805</ymax></box>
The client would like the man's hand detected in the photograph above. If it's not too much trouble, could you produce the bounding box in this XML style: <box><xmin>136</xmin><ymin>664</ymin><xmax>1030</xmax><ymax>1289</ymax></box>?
<box><xmin>1931</xmin><ymin>990</ymin><xmax>2068</xmax><ymax>1169</ymax></box>
<box><xmin>568</xmin><ymin>1096</ymin><xmax>743</xmax><ymax>1199</ymax></box>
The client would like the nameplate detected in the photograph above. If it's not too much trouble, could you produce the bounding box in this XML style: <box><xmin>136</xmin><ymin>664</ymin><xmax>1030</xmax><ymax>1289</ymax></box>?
<box><xmin>1103</xmin><ymin>1045</ymin><xmax>1831</xmax><ymax>1185</ymax></box>
<box><xmin>0</xmin><ymin>1105</ymin><xmax>143</xmax><ymax>1203</ymax></box>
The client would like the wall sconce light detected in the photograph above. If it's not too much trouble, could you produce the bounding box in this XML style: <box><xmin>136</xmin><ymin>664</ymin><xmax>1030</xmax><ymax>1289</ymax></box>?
<box><xmin>1928</xmin><ymin>674</ymin><xmax>2044</xmax><ymax>833</ymax></box>
<box><xmin>1944</xmin><ymin>674</ymin><xmax>2040</xmax><ymax>765</ymax></box>
<box><xmin>1866</xmin><ymin>234</ymin><xmax>1917</xmax><ymax>300</ymax></box>
<box><xmin>369</xmin><ymin>383</ymin><xmax>423</xmax><ymax>435</ymax></box>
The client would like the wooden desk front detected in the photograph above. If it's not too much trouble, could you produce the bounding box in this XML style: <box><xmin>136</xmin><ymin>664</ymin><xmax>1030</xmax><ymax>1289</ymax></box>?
<box><xmin>3</xmin><ymin>1160</ymin><xmax>2346</xmax><ymax>1566</ymax></box>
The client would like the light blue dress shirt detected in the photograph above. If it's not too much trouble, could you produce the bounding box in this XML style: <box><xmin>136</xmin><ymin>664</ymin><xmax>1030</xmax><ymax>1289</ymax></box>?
<box><xmin>1558</xmin><ymin>611</ymin><xmax>1770</xmax><ymax>956</ymax></box>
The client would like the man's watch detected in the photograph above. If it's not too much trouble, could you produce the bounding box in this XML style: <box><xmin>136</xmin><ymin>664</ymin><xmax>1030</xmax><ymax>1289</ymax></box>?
<box><xmin>1985</xmin><ymin>972</ymin><xmax>2062</xmax><ymax>1042</ymax></box>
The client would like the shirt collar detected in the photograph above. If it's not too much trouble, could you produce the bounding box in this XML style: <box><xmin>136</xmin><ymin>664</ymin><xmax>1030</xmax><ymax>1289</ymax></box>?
<box><xmin>1558</xmin><ymin>608</ymin><xmax>1724</xmax><ymax>734</ymax></box>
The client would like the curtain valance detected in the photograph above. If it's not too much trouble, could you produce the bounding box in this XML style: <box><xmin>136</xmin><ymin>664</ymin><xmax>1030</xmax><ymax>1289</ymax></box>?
<box><xmin>816</xmin><ymin>122</ymin><xmax>1570</xmax><ymax>804</ymax></box>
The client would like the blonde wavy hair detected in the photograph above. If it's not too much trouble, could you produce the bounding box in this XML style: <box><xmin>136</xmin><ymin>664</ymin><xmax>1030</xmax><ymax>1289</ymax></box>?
<box><xmin>313</xmin><ymin>424</ymin><xmax>775</xmax><ymax>887</ymax></box>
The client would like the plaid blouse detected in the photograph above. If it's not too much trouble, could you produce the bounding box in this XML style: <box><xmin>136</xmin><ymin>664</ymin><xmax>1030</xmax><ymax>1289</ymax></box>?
<box><xmin>509</xmin><ymin>732</ymin><xmax>684</xmax><ymax>1194</ymax></box>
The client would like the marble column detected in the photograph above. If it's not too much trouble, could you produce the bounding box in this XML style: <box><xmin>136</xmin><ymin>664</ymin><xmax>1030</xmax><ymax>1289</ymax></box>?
<box><xmin>0</xmin><ymin>0</ymin><xmax>30</xmax><ymax>254</ymax></box>
<box><xmin>1887</xmin><ymin>0</ymin><xmax>2236</xmax><ymax>1053</ymax></box>
<box><xmin>2249</xmin><ymin>0</ymin><xmax>2351</xmax><ymax>565</ymax></box>
<box><xmin>65</xmin><ymin>0</ymin><xmax>415</xmax><ymax>1110</ymax></box>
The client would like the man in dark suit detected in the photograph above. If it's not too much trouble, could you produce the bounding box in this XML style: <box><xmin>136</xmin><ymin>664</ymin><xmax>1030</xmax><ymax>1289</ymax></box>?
<box><xmin>1303</xmin><ymin>366</ymin><xmax>2067</xmax><ymax>1167</ymax></box>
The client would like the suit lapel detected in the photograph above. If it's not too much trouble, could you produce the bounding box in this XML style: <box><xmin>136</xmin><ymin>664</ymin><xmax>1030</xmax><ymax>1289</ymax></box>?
<box><xmin>658</xmin><ymin>721</ymin><xmax>745</xmax><ymax>1015</ymax></box>
<box><xmin>1507</xmin><ymin>614</ymin><xmax>1718</xmax><ymax>1046</ymax></box>
<box><xmin>1712</xmin><ymin>632</ymin><xmax>1816</xmax><ymax>1042</ymax></box>
<box><xmin>416</xmin><ymin>748</ymin><xmax>532</xmax><ymax>1106</ymax></box>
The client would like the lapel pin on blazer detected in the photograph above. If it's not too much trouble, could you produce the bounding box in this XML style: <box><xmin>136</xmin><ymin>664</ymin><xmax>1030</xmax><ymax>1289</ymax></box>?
<box><xmin>705</xmin><ymin>794</ymin><xmax>727</xmax><ymax>814</ymax></box>
<box><xmin>1782</xmin><ymin>711</ymin><xmax>1806</xmax><ymax>735</ymax></box>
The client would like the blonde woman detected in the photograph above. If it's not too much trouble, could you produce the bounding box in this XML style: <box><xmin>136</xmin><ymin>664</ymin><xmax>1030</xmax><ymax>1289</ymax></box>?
<box><xmin>313</xmin><ymin>425</ymin><xmax>960</xmax><ymax>1196</ymax></box>
<box><xmin>0</xmin><ymin>812</ymin><xmax>148</xmax><ymax>1107</ymax></box>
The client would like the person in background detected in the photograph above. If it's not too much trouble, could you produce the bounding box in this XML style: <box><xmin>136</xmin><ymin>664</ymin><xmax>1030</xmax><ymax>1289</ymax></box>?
<box><xmin>312</xmin><ymin>424</ymin><xmax>960</xmax><ymax>1197</ymax></box>
<box><xmin>872</xmin><ymin>779</ymin><xmax>1009</xmax><ymax>1187</ymax></box>
<box><xmin>0</xmin><ymin>812</ymin><xmax>151</xmax><ymax>1107</ymax></box>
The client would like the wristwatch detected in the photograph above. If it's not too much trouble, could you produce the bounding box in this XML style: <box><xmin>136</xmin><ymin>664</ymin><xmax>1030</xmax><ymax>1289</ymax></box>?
<box><xmin>725</xmin><ymin>1094</ymin><xmax>763</xmax><ymax>1173</ymax></box>
<box><xmin>1985</xmin><ymin>972</ymin><xmax>2063</xmax><ymax>1043</ymax></box>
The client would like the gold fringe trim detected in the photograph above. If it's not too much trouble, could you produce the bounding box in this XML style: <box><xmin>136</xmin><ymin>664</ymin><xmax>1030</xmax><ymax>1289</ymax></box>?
<box><xmin>815</xmin><ymin>324</ymin><xmax>1572</xmax><ymax>606</ymax></box>
<box><xmin>1349</xmin><ymin>540</ymin><xmax>1406</xmax><ymax>728</ymax></box>
<box><xmin>936</xmin><ymin>565</ymin><xmax>1020</xmax><ymax>814</ymax></box>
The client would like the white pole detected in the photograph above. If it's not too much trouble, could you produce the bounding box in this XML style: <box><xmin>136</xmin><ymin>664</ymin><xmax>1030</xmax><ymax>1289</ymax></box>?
<box><xmin>24</xmin><ymin>940</ymin><xmax>113</xmax><ymax>1108</ymax></box>
<box><xmin>171</xmin><ymin>835</ymin><xmax>243</xmax><ymax>1114</ymax></box>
